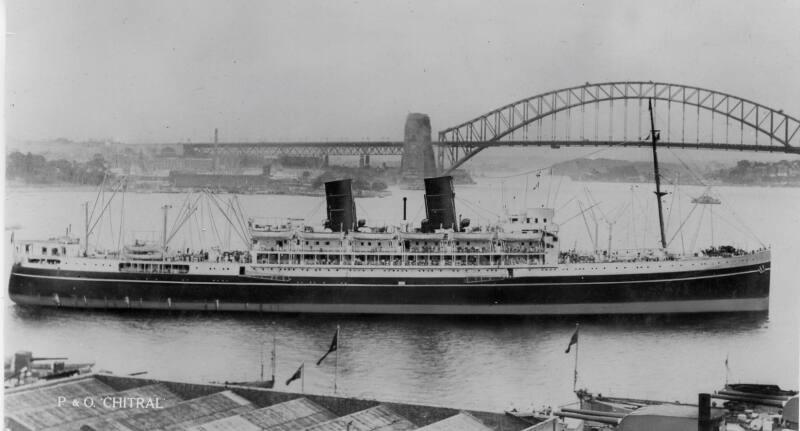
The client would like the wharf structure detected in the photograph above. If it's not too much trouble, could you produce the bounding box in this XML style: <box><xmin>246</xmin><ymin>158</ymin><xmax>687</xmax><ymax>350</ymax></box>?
<box><xmin>3</xmin><ymin>374</ymin><xmax>557</xmax><ymax>431</ymax></box>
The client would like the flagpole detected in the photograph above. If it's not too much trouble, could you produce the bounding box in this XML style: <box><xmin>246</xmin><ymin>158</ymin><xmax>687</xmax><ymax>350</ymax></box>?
<box><xmin>573</xmin><ymin>323</ymin><xmax>579</xmax><ymax>393</ymax></box>
<box><xmin>334</xmin><ymin>325</ymin><xmax>340</xmax><ymax>394</ymax></box>
<box><xmin>725</xmin><ymin>354</ymin><xmax>729</xmax><ymax>386</ymax></box>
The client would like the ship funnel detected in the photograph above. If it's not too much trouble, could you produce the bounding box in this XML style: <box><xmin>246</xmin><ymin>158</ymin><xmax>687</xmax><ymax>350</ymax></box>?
<box><xmin>422</xmin><ymin>176</ymin><xmax>457</xmax><ymax>232</ymax></box>
<box><xmin>324</xmin><ymin>179</ymin><xmax>357</xmax><ymax>232</ymax></box>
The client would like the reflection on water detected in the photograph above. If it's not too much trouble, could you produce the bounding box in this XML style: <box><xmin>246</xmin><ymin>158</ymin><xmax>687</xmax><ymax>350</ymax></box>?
<box><xmin>4</xmin><ymin>303</ymin><xmax>781</xmax><ymax>410</ymax></box>
<box><xmin>4</xmin><ymin>183</ymin><xmax>799</xmax><ymax>410</ymax></box>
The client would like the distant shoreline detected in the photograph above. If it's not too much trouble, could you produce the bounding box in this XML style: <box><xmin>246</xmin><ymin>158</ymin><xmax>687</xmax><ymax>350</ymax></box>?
<box><xmin>5</xmin><ymin>181</ymin><xmax>101</xmax><ymax>192</ymax></box>
<box><xmin>560</xmin><ymin>178</ymin><xmax>800</xmax><ymax>188</ymax></box>
<box><xmin>4</xmin><ymin>181</ymin><xmax>392</xmax><ymax>197</ymax></box>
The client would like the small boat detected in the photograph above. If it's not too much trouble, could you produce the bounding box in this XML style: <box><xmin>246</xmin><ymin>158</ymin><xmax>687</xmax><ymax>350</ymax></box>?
<box><xmin>691</xmin><ymin>194</ymin><xmax>721</xmax><ymax>205</ymax></box>
<box><xmin>213</xmin><ymin>338</ymin><xmax>276</xmax><ymax>389</ymax></box>
<box><xmin>122</xmin><ymin>240</ymin><xmax>165</xmax><ymax>260</ymax></box>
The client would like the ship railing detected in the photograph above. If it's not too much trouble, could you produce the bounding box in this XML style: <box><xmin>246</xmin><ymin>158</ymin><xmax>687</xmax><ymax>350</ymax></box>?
<box><xmin>247</xmin><ymin>259</ymin><xmax>552</xmax><ymax>270</ymax></box>
<box><xmin>247</xmin><ymin>251</ymin><xmax>549</xmax><ymax>267</ymax></box>
<box><xmin>248</xmin><ymin>248</ymin><xmax>552</xmax><ymax>257</ymax></box>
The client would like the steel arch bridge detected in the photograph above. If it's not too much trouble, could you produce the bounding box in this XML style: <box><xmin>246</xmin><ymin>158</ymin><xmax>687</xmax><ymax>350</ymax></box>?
<box><xmin>437</xmin><ymin>81</ymin><xmax>800</xmax><ymax>174</ymax></box>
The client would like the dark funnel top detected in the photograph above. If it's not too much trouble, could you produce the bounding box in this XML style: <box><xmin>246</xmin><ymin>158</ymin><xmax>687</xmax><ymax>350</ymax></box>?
<box><xmin>325</xmin><ymin>179</ymin><xmax>357</xmax><ymax>232</ymax></box>
<box><xmin>423</xmin><ymin>176</ymin><xmax>457</xmax><ymax>232</ymax></box>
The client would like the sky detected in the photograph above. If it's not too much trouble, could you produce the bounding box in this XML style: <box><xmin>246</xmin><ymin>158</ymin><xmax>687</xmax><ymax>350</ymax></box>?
<box><xmin>5</xmin><ymin>0</ymin><xmax>800</xmax><ymax>144</ymax></box>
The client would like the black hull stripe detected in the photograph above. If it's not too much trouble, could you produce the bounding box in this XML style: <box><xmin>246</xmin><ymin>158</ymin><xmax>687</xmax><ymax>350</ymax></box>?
<box><xmin>7</xmin><ymin>295</ymin><xmax>769</xmax><ymax>315</ymax></box>
<box><xmin>9</xmin><ymin>267</ymin><xmax>769</xmax><ymax>287</ymax></box>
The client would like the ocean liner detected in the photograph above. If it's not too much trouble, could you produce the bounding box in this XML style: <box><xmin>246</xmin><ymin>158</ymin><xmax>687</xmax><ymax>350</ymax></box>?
<box><xmin>7</xmin><ymin>101</ymin><xmax>770</xmax><ymax>315</ymax></box>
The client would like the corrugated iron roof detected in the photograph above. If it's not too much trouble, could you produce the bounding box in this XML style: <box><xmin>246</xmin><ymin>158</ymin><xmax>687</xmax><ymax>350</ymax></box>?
<box><xmin>303</xmin><ymin>404</ymin><xmax>417</xmax><ymax>431</ymax></box>
<box><xmin>185</xmin><ymin>397</ymin><xmax>337</xmax><ymax>431</ymax></box>
<box><xmin>416</xmin><ymin>412</ymin><xmax>492</xmax><ymax>431</ymax></box>
<box><xmin>3</xmin><ymin>375</ymin><xmax>535</xmax><ymax>431</ymax></box>
<box><xmin>86</xmin><ymin>390</ymin><xmax>252</xmax><ymax>431</ymax></box>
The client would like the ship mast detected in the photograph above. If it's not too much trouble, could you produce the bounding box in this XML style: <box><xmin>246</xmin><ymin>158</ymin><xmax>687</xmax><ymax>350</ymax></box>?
<box><xmin>161</xmin><ymin>204</ymin><xmax>172</xmax><ymax>252</ymax></box>
<box><xmin>648</xmin><ymin>99</ymin><xmax>667</xmax><ymax>250</ymax></box>
<box><xmin>83</xmin><ymin>202</ymin><xmax>89</xmax><ymax>256</ymax></box>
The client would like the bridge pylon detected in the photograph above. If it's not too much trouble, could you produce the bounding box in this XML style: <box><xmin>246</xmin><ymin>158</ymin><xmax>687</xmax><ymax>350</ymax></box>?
<box><xmin>400</xmin><ymin>113</ymin><xmax>437</xmax><ymax>182</ymax></box>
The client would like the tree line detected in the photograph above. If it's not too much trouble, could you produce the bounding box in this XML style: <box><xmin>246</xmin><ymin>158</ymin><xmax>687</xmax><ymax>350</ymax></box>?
<box><xmin>6</xmin><ymin>151</ymin><xmax>112</xmax><ymax>185</ymax></box>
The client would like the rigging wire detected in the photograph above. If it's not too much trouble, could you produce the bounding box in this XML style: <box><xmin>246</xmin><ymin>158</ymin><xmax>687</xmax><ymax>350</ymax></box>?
<box><xmin>228</xmin><ymin>195</ymin><xmax>252</xmax><ymax>247</ymax></box>
<box><xmin>667</xmin><ymin>203</ymin><xmax>699</xmax><ymax>248</ymax></box>
<box><xmin>627</xmin><ymin>186</ymin><xmax>635</xmax><ymax>250</ymax></box>
<box><xmin>87</xmin><ymin>175</ymin><xmax>107</xmax><ymax>228</ymax></box>
<box><xmin>169</xmin><ymin>193</ymin><xmax>193</xmax><ymax>238</ymax></box>
<box><xmin>454</xmin><ymin>197</ymin><xmax>496</xmax><ymax>227</ymax></box>
<box><xmin>666</xmin><ymin>148</ymin><xmax>708</xmax><ymax>187</ymax></box>
<box><xmin>206</xmin><ymin>192</ymin><xmax>249</xmax><ymax>246</ymax></box>
<box><xmin>556</xmin><ymin>194</ymin><xmax>580</xmax><ymax>213</ymax></box>
<box><xmin>665</xmin><ymin>148</ymin><xmax>765</xmax><ymax>248</ymax></box>
<box><xmin>689</xmin><ymin>204</ymin><xmax>707</xmax><ymax>252</ymax></box>
<box><xmin>410</xmin><ymin>201</ymin><xmax>425</xmax><ymax>224</ymax></box>
<box><xmin>87</xmin><ymin>180</ymin><xmax>125</xmax><ymax>238</ymax></box>
<box><xmin>455</xmin><ymin>196</ymin><xmax>501</xmax><ymax>219</ymax></box>
<box><xmin>303</xmin><ymin>199</ymin><xmax>325</xmax><ymax>225</ymax></box>
<box><xmin>712</xmin><ymin>210</ymin><xmax>766</xmax><ymax>249</ymax></box>
<box><xmin>205</xmin><ymin>197</ymin><xmax>224</xmax><ymax>247</ymax></box>
<box><xmin>559</xmin><ymin>202</ymin><xmax>601</xmax><ymax>227</ymax></box>
<box><xmin>185</xmin><ymin>208</ymin><xmax>195</xmax><ymax>251</ymax></box>
<box><xmin>116</xmin><ymin>180</ymin><xmax>126</xmax><ymax>255</ymax></box>
<box><xmin>551</xmin><ymin>171</ymin><xmax>565</xmax><ymax>210</ymax></box>
<box><xmin>665</xmin><ymin>177</ymin><xmax>679</xmax><ymax>232</ymax></box>
<box><xmin>106</xmin><ymin>193</ymin><xmax>115</xmax><ymax>252</ymax></box>
<box><xmin>235</xmin><ymin>196</ymin><xmax>253</xmax><ymax>245</ymax></box>
<box><xmin>356</xmin><ymin>201</ymin><xmax>372</xmax><ymax>225</ymax></box>
<box><xmin>166</xmin><ymin>194</ymin><xmax>202</xmax><ymax>246</ymax></box>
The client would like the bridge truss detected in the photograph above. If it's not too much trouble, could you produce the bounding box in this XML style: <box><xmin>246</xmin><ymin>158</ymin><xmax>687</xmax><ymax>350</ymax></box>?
<box><xmin>437</xmin><ymin>81</ymin><xmax>800</xmax><ymax>174</ymax></box>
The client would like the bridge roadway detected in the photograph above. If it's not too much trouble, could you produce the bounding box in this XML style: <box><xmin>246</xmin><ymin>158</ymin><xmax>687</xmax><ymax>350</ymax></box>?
<box><xmin>182</xmin><ymin>139</ymin><xmax>800</xmax><ymax>162</ymax></box>
<box><xmin>438</xmin><ymin>140</ymin><xmax>800</xmax><ymax>153</ymax></box>
<box><xmin>183</xmin><ymin>141</ymin><xmax>404</xmax><ymax>157</ymax></box>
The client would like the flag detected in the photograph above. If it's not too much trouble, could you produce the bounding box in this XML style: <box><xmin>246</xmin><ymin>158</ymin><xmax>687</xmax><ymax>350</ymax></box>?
<box><xmin>724</xmin><ymin>354</ymin><xmax>730</xmax><ymax>385</ymax></box>
<box><xmin>316</xmin><ymin>327</ymin><xmax>339</xmax><ymax>366</ymax></box>
<box><xmin>565</xmin><ymin>324</ymin><xmax>579</xmax><ymax>354</ymax></box>
<box><xmin>285</xmin><ymin>363</ymin><xmax>303</xmax><ymax>386</ymax></box>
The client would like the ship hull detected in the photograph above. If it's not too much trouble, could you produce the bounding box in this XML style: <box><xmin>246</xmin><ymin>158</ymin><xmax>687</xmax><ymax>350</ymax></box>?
<box><xmin>8</xmin><ymin>259</ymin><xmax>770</xmax><ymax>315</ymax></box>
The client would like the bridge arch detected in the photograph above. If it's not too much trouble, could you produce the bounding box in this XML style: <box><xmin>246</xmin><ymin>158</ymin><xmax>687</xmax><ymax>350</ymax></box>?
<box><xmin>437</xmin><ymin>81</ymin><xmax>800</xmax><ymax>173</ymax></box>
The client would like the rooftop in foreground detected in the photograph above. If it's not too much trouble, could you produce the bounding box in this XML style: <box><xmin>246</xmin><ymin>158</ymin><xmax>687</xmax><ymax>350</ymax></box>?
<box><xmin>3</xmin><ymin>374</ymin><xmax>555</xmax><ymax>431</ymax></box>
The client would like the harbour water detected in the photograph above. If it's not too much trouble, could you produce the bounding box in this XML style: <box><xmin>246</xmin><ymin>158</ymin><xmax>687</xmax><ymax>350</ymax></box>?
<box><xmin>3</xmin><ymin>177</ymin><xmax>798</xmax><ymax>411</ymax></box>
